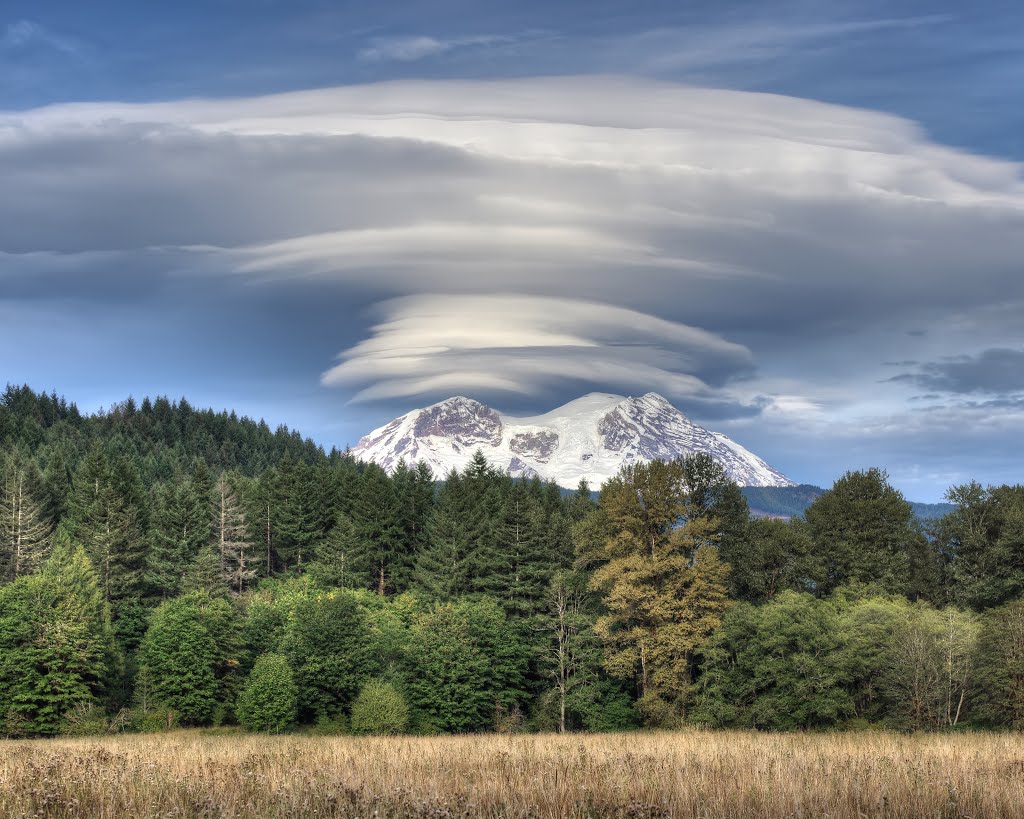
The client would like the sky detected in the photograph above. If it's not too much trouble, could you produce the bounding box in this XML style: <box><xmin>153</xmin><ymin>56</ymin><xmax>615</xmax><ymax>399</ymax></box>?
<box><xmin>1</xmin><ymin>0</ymin><xmax>1023</xmax><ymax>501</ymax></box>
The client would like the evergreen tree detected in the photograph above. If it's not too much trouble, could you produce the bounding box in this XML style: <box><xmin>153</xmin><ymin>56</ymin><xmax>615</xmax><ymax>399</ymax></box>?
<box><xmin>145</xmin><ymin>478</ymin><xmax>209</xmax><ymax>598</ymax></box>
<box><xmin>213</xmin><ymin>473</ymin><xmax>256</xmax><ymax>594</ymax></box>
<box><xmin>351</xmin><ymin>463</ymin><xmax>404</xmax><ymax>595</ymax></box>
<box><xmin>67</xmin><ymin>443</ymin><xmax>144</xmax><ymax>605</ymax></box>
<box><xmin>0</xmin><ymin>539</ymin><xmax>114</xmax><ymax>736</ymax></box>
<box><xmin>0</xmin><ymin>449</ymin><xmax>53</xmax><ymax>580</ymax></box>
<box><xmin>415</xmin><ymin>470</ymin><xmax>471</xmax><ymax>601</ymax></box>
<box><xmin>308</xmin><ymin>514</ymin><xmax>370</xmax><ymax>589</ymax></box>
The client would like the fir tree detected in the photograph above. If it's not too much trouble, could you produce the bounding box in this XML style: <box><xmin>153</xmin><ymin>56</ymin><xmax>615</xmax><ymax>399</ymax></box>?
<box><xmin>0</xmin><ymin>450</ymin><xmax>53</xmax><ymax>580</ymax></box>
<box><xmin>212</xmin><ymin>474</ymin><xmax>255</xmax><ymax>594</ymax></box>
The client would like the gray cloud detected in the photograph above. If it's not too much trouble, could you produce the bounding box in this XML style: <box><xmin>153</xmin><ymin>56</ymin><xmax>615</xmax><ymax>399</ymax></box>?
<box><xmin>2</xmin><ymin>76</ymin><xmax>1024</xmax><ymax>492</ymax></box>
<box><xmin>891</xmin><ymin>349</ymin><xmax>1024</xmax><ymax>394</ymax></box>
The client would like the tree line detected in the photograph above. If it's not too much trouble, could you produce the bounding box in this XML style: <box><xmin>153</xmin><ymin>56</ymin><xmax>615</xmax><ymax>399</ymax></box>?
<box><xmin>0</xmin><ymin>385</ymin><xmax>1022</xmax><ymax>735</ymax></box>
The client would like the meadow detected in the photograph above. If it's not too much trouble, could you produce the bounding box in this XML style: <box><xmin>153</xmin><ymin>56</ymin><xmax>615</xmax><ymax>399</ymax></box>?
<box><xmin>1</xmin><ymin>730</ymin><xmax>1023</xmax><ymax>818</ymax></box>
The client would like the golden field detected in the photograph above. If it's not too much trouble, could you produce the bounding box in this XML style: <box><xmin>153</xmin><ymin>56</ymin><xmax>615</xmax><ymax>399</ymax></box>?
<box><xmin>1</xmin><ymin>729</ymin><xmax>1023</xmax><ymax>818</ymax></box>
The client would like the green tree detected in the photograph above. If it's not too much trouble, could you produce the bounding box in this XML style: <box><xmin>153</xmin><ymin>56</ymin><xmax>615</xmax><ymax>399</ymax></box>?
<box><xmin>937</xmin><ymin>483</ymin><xmax>1024</xmax><ymax>610</ymax></box>
<box><xmin>583</xmin><ymin>460</ymin><xmax>731</xmax><ymax>725</ymax></box>
<box><xmin>138</xmin><ymin>595</ymin><xmax>219</xmax><ymax>725</ymax></box>
<box><xmin>693</xmin><ymin>591</ymin><xmax>853</xmax><ymax>730</ymax></box>
<box><xmin>804</xmin><ymin>468</ymin><xmax>924</xmax><ymax>596</ymax></box>
<box><xmin>236</xmin><ymin>653</ymin><xmax>297</xmax><ymax>733</ymax></box>
<box><xmin>724</xmin><ymin>517</ymin><xmax>821</xmax><ymax>602</ymax></box>
<box><xmin>405</xmin><ymin>597</ymin><xmax>526</xmax><ymax>733</ymax></box>
<box><xmin>0</xmin><ymin>449</ymin><xmax>53</xmax><ymax>580</ymax></box>
<box><xmin>973</xmin><ymin>599</ymin><xmax>1024</xmax><ymax>728</ymax></box>
<box><xmin>351</xmin><ymin>463</ymin><xmax>404</xmax><ymax>595</ymax></box>
<box><xmin>350</xmin><ymin>678</ymin><xmax>410</xmax><ymax>735</ymax></box>
<box><xmin>0</xmin><ymin>539</ymin><xmax>114</xmax><ymax>736</ymax></box>
<box><xmin>281</xmin><ymin>590</ymin><xmax>378</xmax><ymax>721</ymax></box>
<box><xmin>67</xmin><ymin>443</ymin><xmax>144</xmax><ymax>605</ymax></box>
<box><xmin>145</xmin><ymin>478</ymin><xmax>209</xmax><ymax>598</ymax></box>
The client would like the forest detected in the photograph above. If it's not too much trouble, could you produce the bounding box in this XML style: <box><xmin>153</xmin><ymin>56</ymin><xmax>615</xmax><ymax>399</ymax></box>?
<box><xmin>1</xmin><ymin>383</ymin><xmax>1022</xmax><ymax>737</ymax></box>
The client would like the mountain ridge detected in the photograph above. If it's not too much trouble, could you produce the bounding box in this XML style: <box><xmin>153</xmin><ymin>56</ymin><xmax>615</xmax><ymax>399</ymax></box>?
<box><xmin>351</xmin><ymin>392</ymin><xmax>793</xmax><ymax>489</ymax></box>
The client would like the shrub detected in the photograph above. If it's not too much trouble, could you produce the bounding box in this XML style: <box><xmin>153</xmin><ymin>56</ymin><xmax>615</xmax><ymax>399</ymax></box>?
<box><xmin>236</xmin><ymin>653</ymin><xmax>297</xmax><ymax>733</ymax></box>
<box><xmin>350</xmin><ymin>679</ymin><xmax>409</xmax><ymax>735</ymax></box>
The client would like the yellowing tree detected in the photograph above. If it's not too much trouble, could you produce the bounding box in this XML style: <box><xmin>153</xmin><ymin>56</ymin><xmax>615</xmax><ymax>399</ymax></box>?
<box><xmin>584</xmin><ymin>459</ymin><xmax>730</xmax><ymax>726</ymax></box>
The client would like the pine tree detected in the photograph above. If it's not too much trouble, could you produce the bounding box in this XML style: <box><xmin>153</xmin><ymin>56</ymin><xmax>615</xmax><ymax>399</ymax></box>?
<box><xmin>212</xmin><ymin>474</ymin><xmax>256</xmax><ymax>594</ymax></box>
<box><xmin>414</xmin><ymin>470</ymin><xmax>470</xmax><ymax>601</ymax></box>
<box><xmin>351</xmin><ymin>463</ymin><xmax>404</xmax><ymax>595</ymax></box>
<box><xmin>0</xmin><ymin>450</ymin><xmax>53</xmax><ymax>580</ymax></box>
<box><xmin>0</xmin><ymin>538</ymin><xmax>114</xmax><ymax>735</ymax></box>
<box><xmin>66</xmin><ymin>444</ymin><xmax>144</xmax><ymax>605</ymax></box>
<box><xmin>308</xmin><ymin>514</ymin><xmax>370</xmax><ymax>589</ymax></box>
<box><xmin>145</xmin><ymin>478</ymin><xmax>210</xmax><ymax>598</ymax></box>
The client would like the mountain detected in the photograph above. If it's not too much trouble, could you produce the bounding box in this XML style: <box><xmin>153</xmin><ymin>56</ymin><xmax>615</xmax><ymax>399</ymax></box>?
<box><xmin>351</xmin><ymin>392</ymin><xmax>793</xmax><ymax>489</ymax></box>
<box><xmin>741</xmin><ymin>485</ymin><xmax>956</xmax><ymax>521</ymax></box>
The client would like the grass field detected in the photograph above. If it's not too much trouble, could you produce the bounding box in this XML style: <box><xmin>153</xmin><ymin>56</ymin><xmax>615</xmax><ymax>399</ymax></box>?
<box><xmin>1</xmin><ymin>729</ymin><xmax>1023</xmax><ymax>818</ymax></box>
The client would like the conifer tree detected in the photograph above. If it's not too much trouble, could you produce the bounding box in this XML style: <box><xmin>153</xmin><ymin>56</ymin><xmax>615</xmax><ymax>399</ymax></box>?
<box><xmin>67</xmin><ymin>443</ymin><xmax>144</xmax><ymax>605</ymax></box>
<box><xmin>308</xmin><ymin>514</ymin><xmax>370</xmax><ymax>589</ymax></box>
<box><xmin>0</xmin><ymin>450</ymin><xmax>53</xmax><ymax>580</ymax></box>
<box><xmin>145</xmin><ymin>478</ymin><xmax>210</xmax><ymax>598</ymax></box>
<box><xmin>415</xmin><ymin>470</ymin><xmax>470</xmax><ymax>601</ymax></box>
<box><xmin>0</xmin><ymin>538</ymin><xmax>114</xmax><ymax>735</ymax></box>
<box><xmin>351</xmin><ymin>463</ymin><xmax>404</xmax><ymax>595</ymax></box>
<box><xmin>212</xmin><ymin>474</ymin><xmax>255</xmax><ymax>594</ymax></box>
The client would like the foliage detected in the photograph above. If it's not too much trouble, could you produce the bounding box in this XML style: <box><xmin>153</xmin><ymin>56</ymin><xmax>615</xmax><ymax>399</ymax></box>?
<box><xmin>350</xmin><ymin>679</ymin><xmax>410</xmax><ymax>735</ymax></box>
<box><xmin>236</xmin><ymin>653</ymin><xmax>297</xmax><ymax>733</ymax></box>
<box><xmin>404</xmin><ymin>598</ymin><xmax>527</xmax><ymax>732</ymax></box>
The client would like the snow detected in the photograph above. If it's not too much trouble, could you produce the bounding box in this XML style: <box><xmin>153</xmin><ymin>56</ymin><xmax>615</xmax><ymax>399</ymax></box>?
<box><xmin>351</xmin><ymin>392</ymin><xmax>794</xmax><ymax>488</ymax></box>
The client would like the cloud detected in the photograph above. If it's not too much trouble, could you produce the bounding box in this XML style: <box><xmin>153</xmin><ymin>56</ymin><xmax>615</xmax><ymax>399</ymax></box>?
<box><xmin>890</xmin><ymin>348</ymin><xmax>1024</xmax><ymax>394</ymax></box>
<box><xmin>321</xmin><ymin>294</ymin><xmax>759</xmax><ymax>410</ymax></box>
<box><xmin>616</xmin><ymin>15</ymin><xmax>954</xmax><ymax>75</ymax></box>
<box><xmin>2</xmin><ymin>75</ymin><xmax>1024</xmax><ymax>468</ymax></box>
<box><xmin>1</xmin><ymin>19</ymin><xmax>82</xmax><ymax>56</ymax></box>
<box><xmin>358</xmin><ymin>34</ymin><xmax>518</xmax><ymax>63</ymax></box>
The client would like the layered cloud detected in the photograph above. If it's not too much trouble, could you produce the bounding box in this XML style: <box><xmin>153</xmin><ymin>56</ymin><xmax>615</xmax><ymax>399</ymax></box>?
<box><xmin>3</xmin><ymin>76</ymin><xmax>1024</xmax><ymax>494</ymax></box>
<box><xmin>322</xmin><ymin>294</ymin><xmax>758</xmax><ymax>413</ymax></box>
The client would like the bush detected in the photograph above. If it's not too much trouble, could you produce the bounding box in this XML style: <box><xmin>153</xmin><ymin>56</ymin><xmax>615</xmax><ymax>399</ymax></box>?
<box><xmin>350</xmin><ymin>679</ymin><xmax>409</xmax><ymax>735</ymax></box>
<box><xmin>236</xmin><ymin>653</ymin><xmax>297</xmax><ymax>733</ymax></box>
<box><xmin>129</xmin><ymin>707</ymin><xmax>178</xmax><ymax>733</ymax></box>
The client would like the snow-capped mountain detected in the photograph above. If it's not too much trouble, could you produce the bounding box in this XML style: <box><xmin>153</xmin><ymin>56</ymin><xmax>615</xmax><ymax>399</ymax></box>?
<box><xmin>351</xmin><ymin>392</ymin><xmax>793</xmax><ymax>489</ymax></box>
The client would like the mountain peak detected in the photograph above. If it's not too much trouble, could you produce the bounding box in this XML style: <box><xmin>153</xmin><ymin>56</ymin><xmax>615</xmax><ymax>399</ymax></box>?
<box><xmin>352</xmin><ymin>392</ymin><xmax>793</xmax><ymax>489</ymax></box>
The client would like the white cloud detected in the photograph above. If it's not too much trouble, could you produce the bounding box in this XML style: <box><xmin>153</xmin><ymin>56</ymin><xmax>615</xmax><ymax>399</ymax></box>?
<box><xmin>1</xmin><ymin>19</ymin><xmax>82</xmax><ymax>55</ymax></box>
<box><xmin>322</xmin><ymin>294</ymin><xmax>756</xmax><ymax>405</ymax></box>
<box><xmin>2</xmin><ymin>76</ymin><xmax>1024</xmax><ymax>460</ymax></box>
<box><xmin>357</xmin><ymin>34</ymin><xmax>515</xmax><ymax>63</ymax></box>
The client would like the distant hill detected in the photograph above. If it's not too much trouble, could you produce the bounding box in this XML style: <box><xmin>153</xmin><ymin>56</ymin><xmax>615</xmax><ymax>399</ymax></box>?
<box><xmin>741</xmin><ymin>484</ymin><xmax>954</xmax><ymax>522</ymax></box>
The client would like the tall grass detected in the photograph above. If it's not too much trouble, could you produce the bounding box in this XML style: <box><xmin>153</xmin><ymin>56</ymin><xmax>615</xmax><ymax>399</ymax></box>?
<box><xmin>1</xmin><ymin>729</ymin><xmax>1022</xmax><ymax>817</ymax></box>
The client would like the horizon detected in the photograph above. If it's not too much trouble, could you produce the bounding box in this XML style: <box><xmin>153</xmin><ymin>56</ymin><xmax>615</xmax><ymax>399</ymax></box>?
<box><xmin>3</xmin><ymin>1</ymin><xmax>1023</xmax><ymax>503</ymax></box>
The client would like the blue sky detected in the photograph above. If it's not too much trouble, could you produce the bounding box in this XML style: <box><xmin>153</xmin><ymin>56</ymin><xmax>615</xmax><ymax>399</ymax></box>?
<box><xmin>2</xmin><ymin>0</ymin><xmax>1023</xmax><ymax>500</ymax></box>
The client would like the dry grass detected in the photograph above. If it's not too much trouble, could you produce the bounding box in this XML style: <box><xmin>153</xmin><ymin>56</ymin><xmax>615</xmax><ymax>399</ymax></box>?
<box><xmin>1</xmin><ymin>729</ymin><xmax>1023</xmax><ymax>818</ymax></box>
